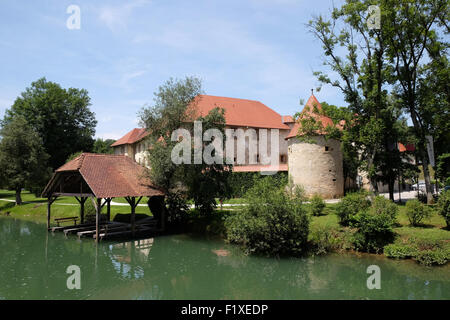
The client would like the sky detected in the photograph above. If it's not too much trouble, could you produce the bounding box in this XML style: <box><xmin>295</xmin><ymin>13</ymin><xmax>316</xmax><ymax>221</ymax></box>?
<box><xmin>0</xmin><ymin>0</ymin><xmax>346</xmax><ymax>140</ymax></box>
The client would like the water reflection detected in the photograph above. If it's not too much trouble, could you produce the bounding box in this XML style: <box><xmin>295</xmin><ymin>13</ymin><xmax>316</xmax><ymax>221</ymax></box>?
<box><xmin>0</xmin><ymin>217</ymin><xmax>449</xmax><ymax>300</ymax></box>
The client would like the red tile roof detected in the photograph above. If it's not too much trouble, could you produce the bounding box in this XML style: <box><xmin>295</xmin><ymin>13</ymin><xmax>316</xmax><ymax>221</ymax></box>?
<box><xmin>398</xmin><ymin>143</ymin><xmax>415</xmax><ymax>152</ymax></box>
<box><xmin>111</xmin><ymin>128</ymin><xmax>149</xmax><ymax>147</ymax></box>
<box><xmin>189</xmin><ymin>95</ymin><xmax>290</xmax><ymax>129</ymax></box>
<box><xmin>286</xmin><ymin>94</ymin><xmax>336</xmax><ymax>139</ymax></box>
<box><xmin>45</xmin><ymin>153</ymin><xmax>163</xmax><ymax>198</ymax></box>
<box><xmin>282</xmin><ymin>115</ymin><xmax>295</xmax><ymax>123</ymax></box>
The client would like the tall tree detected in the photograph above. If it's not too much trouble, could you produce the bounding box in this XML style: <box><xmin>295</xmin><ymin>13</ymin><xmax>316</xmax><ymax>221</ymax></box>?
<box><xmin>307</xmin><ymin>0</ymin><xmax>406</xmax><ymax>198</ymax></box>
<box><xmin>3</xmin><ymin>78</ymin><xmax>97</xmax><ymax>170</ymax></box>
<box><xmin>0</xmin><ymin>117</ymin><xmax>51</xmax><ymax>205</ymax></box>
<box><xmin>384</xmin><ymin>0</ymin><xmax>449</xmax><ymax>203</ymax></box>
<box><xmin>139</xmin><ymin>77</ymin><xmax>232</xmax><ymax>214</ymax></box>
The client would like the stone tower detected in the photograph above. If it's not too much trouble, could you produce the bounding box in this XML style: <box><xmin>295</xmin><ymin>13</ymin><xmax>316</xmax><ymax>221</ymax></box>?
<box><xmin>286</xmin><ymin>94</ymin><xmax>344</xmax><ymax>199</ymax></box>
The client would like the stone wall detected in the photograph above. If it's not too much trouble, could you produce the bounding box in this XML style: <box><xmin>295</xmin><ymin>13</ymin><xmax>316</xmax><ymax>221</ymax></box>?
<box><xmin>288</xmin><ymin>136</ymin><xmax>344</xmax><ymax>198</ymax></box>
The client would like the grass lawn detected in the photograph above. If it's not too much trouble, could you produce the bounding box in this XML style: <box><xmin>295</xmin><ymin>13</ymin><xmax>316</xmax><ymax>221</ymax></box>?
<box><xmin>0</xmin><ymin>189</ymin><xmax>152</xmax><ymax>224</ymax></box>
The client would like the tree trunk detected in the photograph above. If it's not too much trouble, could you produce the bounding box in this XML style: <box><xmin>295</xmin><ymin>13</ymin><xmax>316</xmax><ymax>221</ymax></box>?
<box><xmin>388</xmin><ymin>177</ymin><xmax>395</xmax><ymax>201</ymax></box>
<box><xmin>15</xmin><ymin>188</ymin><xmax>22</xmax><ymax>205</ymax></box>
<box><xmin>420</xmin><ymin>149</ymin><xmax>434</xmax><ymax>204</ymax></box>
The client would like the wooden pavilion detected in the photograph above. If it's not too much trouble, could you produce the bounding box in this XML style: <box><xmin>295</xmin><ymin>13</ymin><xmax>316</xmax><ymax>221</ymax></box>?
<box><xmin>42</xmin><ymin>153</ymin><xmax>165</xmax><ymax>242</ymax></box>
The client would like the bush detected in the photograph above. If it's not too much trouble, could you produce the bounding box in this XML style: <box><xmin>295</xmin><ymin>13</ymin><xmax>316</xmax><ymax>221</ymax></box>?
<box><xmin>84</xmin><ymin>198</ymin><xmax>98</xmax><ymax>223</ymax></box>
<box><xmin>309</xmin><ymin>225</ymin><xmax>353</xmax><ymax>255</ymax></box>
<box><xmin>405</xmin><ymin>199</ymin><xmax>432</xmax><ymax>226</ymax></box>
<box><xmin>384</xmin><ymin>244</ymin><xmax>417</xmax><ymax>259</ymax></box>
<box><xmin>166</xmin><ymin>191</ymin><xmax>190</xmax><ymax>225</ymax></box>
<box><xmin>310</xmin><ymin>194</ymin><xmax>326</xmax><ymax>216</ymax></box>
<box><xmin>225</xmin><ymin>177</ymin><xmax>309</xmax><ymax>256</ymax></box>
<box><xmin>352</xmin><ymin>196</ymin><xmax>398</xmax><ymax>253</ymax></box>
<box><xmin>437</xmin><ymin>190</ymin><xmax>450</xmax><ymax>228</ymax></box>
<box><xmin>335</xmin><ymin>191</ymin><xmax>371</xmax><ymax>226</ymax></box>
<box><xmin>415</xmin><ymin>249</ymin><xmax>449</xmax><ymax>266</ymax></box>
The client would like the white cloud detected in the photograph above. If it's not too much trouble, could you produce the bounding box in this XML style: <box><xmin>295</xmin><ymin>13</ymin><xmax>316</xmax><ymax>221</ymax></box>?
<box><xmin>98</xmin><ymin>0</ymin><xmax>150</xmax><ymax>31</ymax></box>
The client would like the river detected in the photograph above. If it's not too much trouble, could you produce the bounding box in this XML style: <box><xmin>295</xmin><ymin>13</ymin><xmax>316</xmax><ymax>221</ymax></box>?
<box><xmin>0</xmin><ymin>217</ymin><xmax>449</xmax><ymax>300</ymax></box>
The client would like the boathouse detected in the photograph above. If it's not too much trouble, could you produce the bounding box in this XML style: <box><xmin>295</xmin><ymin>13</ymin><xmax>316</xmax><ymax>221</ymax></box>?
<box><xmin>42</xmin><ymin>153</ymin><xmax>164</xmax><ymax>242</ymax></box>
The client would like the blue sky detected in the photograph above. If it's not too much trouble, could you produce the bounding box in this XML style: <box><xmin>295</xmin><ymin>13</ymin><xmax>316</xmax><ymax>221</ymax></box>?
<box><xmin>0</xmin><ymin>0</ymin><xmax>346</xmax><ymax>140</ymax></box>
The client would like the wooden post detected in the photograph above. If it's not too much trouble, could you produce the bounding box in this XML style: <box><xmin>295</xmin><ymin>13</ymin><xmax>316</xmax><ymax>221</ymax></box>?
<box><xmin>130</xmin><ymin>197</ymin><xmax>136</xmax><ymax>236</ymax></box>
<box><xmin>47</xmin><ymin>196</ymin><xmax>58</xmax><ymax>230</ymax></box>
<box><xmin>47</xmin><ymin>199</ymin><xmax>51</xmax><ymax>230</ymax></box>
<box><xmin>125</xmin><ymin>196</ymin><xmax>142</xmax><ymax>237</ymax></box>
<box><xmin>96</xmin><ymin>198</ymin><xmax>102</xmax><ymax>243</ymax></box>
<box><xmin>106</xmin><ymin>198</ymin><xmax>112</xmax><ymax>222</ymax></box>
<box><xmin>75</xmin><ymin>196</ymin><xmax>87</xmax><ymax>224</ymax></box>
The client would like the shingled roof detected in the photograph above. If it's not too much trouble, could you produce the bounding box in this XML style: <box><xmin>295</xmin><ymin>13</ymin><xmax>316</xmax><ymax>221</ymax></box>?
<box><xmin>190</xmin><ymin>95</ymin><xmax>290</xmax><ymax>129</ymax></box>
<box><xmin>111</xmin><ymin>128</ymin><xmax>149</xmax><ymax>147</ymax></box>
<box><xmin>42</xmin><ymin>153</ymin><xmax>163</xmax><ymax>198</ymax></box>
<box><xmin>286</xmin><ymin>94</ymin><xmax>336</xmax><ymax>140</ymax></box>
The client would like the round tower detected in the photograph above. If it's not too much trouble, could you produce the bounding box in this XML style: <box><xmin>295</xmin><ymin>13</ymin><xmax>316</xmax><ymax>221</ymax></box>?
<box><xmin>286</xmin><ymin>94</ymin><xmax>344</xmax><ymax>199</ymax></box>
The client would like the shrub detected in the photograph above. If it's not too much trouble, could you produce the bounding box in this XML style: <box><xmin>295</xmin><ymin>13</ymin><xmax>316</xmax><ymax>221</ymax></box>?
<box><xmin>405</xmin><ymin>199</ymin><xmax>432</xmax><ymax>226</ymax></box>
<box><xmin>415</xmin><ymin>249</ymin><xmax>449</xmax><ymax>266</ymax></box>
<box><xmin>384</xmin><ymin>244</ymin><xmax>417</xmax><ymax>259</ymax></box>
<box><xmin>437</xmin><ymin>190</ymin><xmax>450</xmax><ymax>228</ymax></box>
<box><xmin>84</xmin><ymin>198</ymin><xmax>98</xmax><ymax>223</ymax></box>
<box><xmin>166</xmin><ymin>191</ymin><xmax>190</xmax><ymax>225</ymax></box>
<box><xmin>310</xmin><ymin>194</ymin><xmax>326</xmax><ymax>216</ymax></box>
<box><xmin>309</xmin><ymin>225</ymin><xmax>353</xmax><ymax>255</ymax></box>
<box><xmin>225</xmin><ymin>177</ymin><xmax>309</xmax><ymax>256</ymax></box>
<box><xmin>352</xmin><ymin>196</ymin><xmax>398</xmax><ymax>253</ymax></box>
<box><xmin>335</xmin><ymin>191</ymin><xmax>371</xmax><ymax>226</ymax></box>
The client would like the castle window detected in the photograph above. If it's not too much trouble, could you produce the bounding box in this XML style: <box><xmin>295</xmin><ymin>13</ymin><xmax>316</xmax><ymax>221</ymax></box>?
<box><xmin>325</xmin><ymin>146</ymin><xmax>330</xmax><ymax>151</ymax></box>
<box><xmin>280</xmin><ymin>154</ymin><xmax>287</xmax><ymax>163</ymax></box>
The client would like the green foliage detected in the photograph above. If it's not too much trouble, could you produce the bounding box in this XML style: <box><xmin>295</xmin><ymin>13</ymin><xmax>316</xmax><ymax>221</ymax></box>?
<box><xmin>405</xmin><ymin>199</ymin><xmax>432</xmax><ymax>226</ymax></box>
<box><xmin>310</xmin><ymin>194</ymin><xmax>326</xmax><ymax>216</ymax></box>
<box><xmin>437</xmin><ymin>190</ymin><xmax>450</xmax><ymax>228</ymax></box>
<box><xmin>3</xmin><ymin>78</ymin><xmax>97</xmax><ymax>170</ymax></box>
<box><xmin>225</xmin><ymin>177</ymin><xmax>310</xmax><ymax>256</ymax></box>
<box><xmin>384</xmin><ymin>244</ymin><xmax>417</xmax><ymax>259</ymax></box>
<box><xmin>352</xmin><ymin>196</ymin><xmax>398</xmax><ymax>253</ymax></box>
<box><xmin>335</xmin><ymin>191</ymin><xmax>370</xmax><ymax>226</ymax></box>
<box><xmin>84</xmin><ymin>199</ymin><xmax>98</xmax><ymax>223</ymax></box>
<box><xmin>165</xmin><ymin>191</ymin><xmax>190</xmax><ymax>225</ymax></box>
<box><xmin>309</xmin><ymin>225</ymin><xmax>353</xmax><ymax>255</ymax></box>
<box><xmin>415</xmin><ymin>249</ymin><xmax>449</xmax><ymax>266</ymax></box>
<box><xmin>0</xmin><ymin>116</ymin><xmax>51</xmax><ymax>204</ymax></box>
<box><xmin>92</xmin><ymin>138</ymin><xmax>115</xmax><ymax>154</ymax></box>
<box><xmin>139</xmin><ymin>77</ymin><xmax>232</xmax><ymax>215</ymax></box>
<box><xmin>228</xmin><ymin>172</ymin><xmax>288</xmax><ymax>198</ymax></box>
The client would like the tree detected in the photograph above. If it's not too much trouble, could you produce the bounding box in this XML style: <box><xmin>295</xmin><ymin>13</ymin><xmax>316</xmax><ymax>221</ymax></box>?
<box><xmin>307</xmin><ymin>2</ymin><xmax>409</xmax><ymax>199</ymax></box>
<box><xmin>92</xmin><ymin>138</ymin><xmax>116</xmax><ymax>154</ymax></box>
<box><xmin>383</xmin><ymin>0</ymin><xmax>449</xmax><ymax>203</ymax></box>
<box><xmin>3</xmin><ymin>78</ymin><xmax>97</xmax><ymax>170</ymax></box>
<box><xmin>139</xmin><ymin>77</ymin><xmax>232</xmax><ymax>215</ymax></box>
<box><xmin>0</xmin><ymin>117</ymin><xmax>51</xmax><ymax>205</ymax></box>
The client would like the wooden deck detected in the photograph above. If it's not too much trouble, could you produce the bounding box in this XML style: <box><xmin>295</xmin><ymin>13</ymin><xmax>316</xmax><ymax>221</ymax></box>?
<box><xmin>50</xmin><ymin>218</ymin><xmax>159</xmax><ymax>241</ymax></box>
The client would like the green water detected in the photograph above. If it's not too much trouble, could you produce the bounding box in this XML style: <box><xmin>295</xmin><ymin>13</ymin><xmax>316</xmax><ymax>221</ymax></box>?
<box><xmin>0</xmin><ymin>217</ymin><xmax>449</xmax><ymax>300</ymax></box>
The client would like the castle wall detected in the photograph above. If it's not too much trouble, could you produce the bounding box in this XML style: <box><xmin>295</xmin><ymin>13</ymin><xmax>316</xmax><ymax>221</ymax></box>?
<box><xmin>287</xmin><ymin>136</ymin><xmax>344</xmax><ymax>199</ymax></box>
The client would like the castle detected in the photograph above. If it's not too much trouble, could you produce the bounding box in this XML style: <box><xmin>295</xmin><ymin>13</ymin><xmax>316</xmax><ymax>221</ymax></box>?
<box><xmin>112</xmin><ymin>93</ymin><xmax>345</xmax><ymax>199</ymax></box>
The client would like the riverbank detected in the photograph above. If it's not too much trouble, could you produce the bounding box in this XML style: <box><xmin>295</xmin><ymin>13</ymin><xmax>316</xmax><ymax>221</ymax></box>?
<box><xmin>1</xmin><ymin>189</ymin><xmax>449</xmax><ymax>266</ymax></box>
